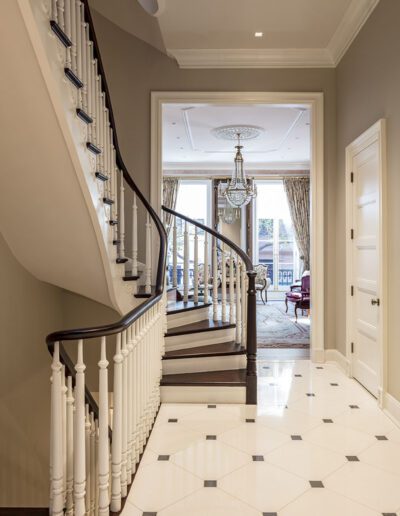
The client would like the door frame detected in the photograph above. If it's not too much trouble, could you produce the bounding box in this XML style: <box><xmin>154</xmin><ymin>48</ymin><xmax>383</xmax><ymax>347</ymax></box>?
<box><xmin>345</xmin><ymin>119</ymin><xmax>387</xmax><ymax>405</ymax></box>
<box><xmin>151</xmin><ymin>91</ymin><xmax>324</xmax><ymax>362</ymax></box>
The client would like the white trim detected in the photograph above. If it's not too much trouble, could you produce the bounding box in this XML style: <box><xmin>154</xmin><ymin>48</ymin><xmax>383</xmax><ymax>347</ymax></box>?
<box><xmin>328</xmin><ymin>0</ymin><xmax>380</xmax><ymax>65</ymax></box>
<box><xmin>383</xmin><ymin>392</ymin><xmax>400</xmax><ymax>429</ymax></box>
<box><xmin>168</xmin><ymin>48</ymin><xmax>334</xmax><ymax>69</ymax></box>
<box><xmin>151</xmin><ymin>91</ymin><xmax>324</xmax><ymax>362</ymax></box>
<box><xmin>325</xmin><ymin>349</ymin><xmax>351</xmax><ymax>376</ymax></box>
<box><xmin>163</xmin><ymin>162</ymin><xmax>310</xmax><ymax>172</ymax></box>
<box><xmin>345</xmin><ymin>119</ymin><xmax>387</xmax><ymax>404</ymax></box>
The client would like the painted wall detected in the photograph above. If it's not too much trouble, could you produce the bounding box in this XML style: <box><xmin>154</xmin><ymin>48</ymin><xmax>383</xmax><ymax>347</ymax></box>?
<box><xmin>336</xmin><ymin>0</ymin><xmax>400</xmax><ymax>400</ymax></box>
<box><xmin>91</xmin><ymin>10</ymin><xmax>338</xmax><ymax>350</ymax></box>
<box><xmin>0</xmin><ymin>233</ymin><xmax>118</xmax><ymax>506</ymax></box>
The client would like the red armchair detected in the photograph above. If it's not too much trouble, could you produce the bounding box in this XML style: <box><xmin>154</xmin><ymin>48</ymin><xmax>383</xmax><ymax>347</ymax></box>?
<box><xmin>285</xmin><ymin>273</ymin><xmax>310</xmax><ymax>321</ymax></box>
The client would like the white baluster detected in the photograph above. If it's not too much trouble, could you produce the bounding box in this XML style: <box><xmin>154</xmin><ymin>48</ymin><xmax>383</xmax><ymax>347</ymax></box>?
<box><xmin>85</xmin><ymin>25</ymin><xmax>91</xmax><ymax>121</ymax></box>
<box><xmin>236</xmin><ymin>258</ymin><xmax>242</xmax><ymax>344</ymax></box>
<box><xmin>65</xmin><ymin>376</ymin><xmax>74</xmax><ymax>516</ymax></box>
<box><xmin>111</xmin><ymin>333</ymin><xmax>122</xmax><ymax>512</ymax></box>
<box><xmin>85</xmin><ymin>405</ymin><xmax>91</xmax><ymax>516</ymax></box>
<box><xmin>229</xmin><ymin>249</ymin><xmax>235</xmax><ymax>324</ymax></box>
<box><xmin>194</xmin><ymin>226</ymin><xmax>199</xmax><ymax>303</ymax></box>
<box><xmin>90</xmin><ymin>413</ymin><xmax>96</xmax><ymax>516</ymax></box>
<box><xmin>120</xmin><ymin>331</ymin><xmax>128</xmax><ymax>498</ymax></box>
<box><xmin>50</xmin><ymin>342</ymin><xmax>64</xmax><ymax>516</ymax></box>
<box><xmin>70</xmin><ymin>0</ymin><xmax>77</xmax><ymax>74</ymax></box>
<box><xmin>76</xmin><ymin>0</ymin><xmax>82</xmax><ymax>83</ymax></box>
<box><xmin>91</xmin><ymin>61</ymin><xmax>97</xmax><ymax>145</ymax></box>
<box><xmin>172</xmin><ymin>216</ymin><xmax>177</xmax><ymax>288</ymax></box>
<box><xmin>145</xmin><ymin>213</ymin><xmax>152</xmax><ymax>294</ymax></box>
<box><xmin>132</xmin><ymin>322</ymin><xmax>140</xmax><ymax>466</ymax></box>
<box><xmin>128</xmin><ymin>326</ymin><xmax>135</xmax><ymax>478</ymax></box>
<box><xmin>126</xmin><ymin>330</ymin><xmax>133</xmax><ymax>485</ymax></box>
<box><xmin>52</xmin><ymin>0</ymin><xmax>58</xmax><ymax>23</ymax></box>
<box><xmin>183</xmin><ymin>221</ymin><xmax>189</xmax><ymax>303</ymax></box>
<box><xmin>203</xmin><ymin>232</ymin><xmax>209</xmax><ymax>304</ymax></box>
<box><xmin>61</xmin><ymin>367</ymin><xmax>67</xmax><ymax>505</ymax></box>
<box><xmin>80</xmin><ymin>4</ymin><xmax>87</xmax><ymax>111</ymax></box>
<box><xmin>74</xmin><ymin>340</ymin><xmax>86</xmax><ymax>516</ymax></box>
<box><xmin>212</xmin><ymin>237</ymin><xmax>218</xmax><ymax>321</ymax></box>
<box><xmin>241</xmin><ymin>265</ymin><xmax>247</xmax><ymax>346</ymax></box>
<box><xmin>65</xmin><ymin>0</ymin><xmax>72</xmax><ymax>68</ymax></box>
<box><xmin>119</xmin><ymin>172</ymin><xmax>125</xmax><ymax>259</ymax></box>
<box><xmin>98</xmin><ymin>337</ymin><xmax>110</xmax><ymax>515</ymax></box>
<box><xmin>221</xmin><ymin>243</ymin><xmax>227</xmax><ymax>322</ymax></box>
<box><xmin>132</xmin><ymin>193</ymin><xmax>138</xmax><ymax>276</ymax></box>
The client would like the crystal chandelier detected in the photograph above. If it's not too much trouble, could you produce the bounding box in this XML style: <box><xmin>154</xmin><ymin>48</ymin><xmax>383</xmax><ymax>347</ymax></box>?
<box><xmin>222</xmin><ymin>133</ymin><xmax>257</xmax><ymax>208</ymax></box>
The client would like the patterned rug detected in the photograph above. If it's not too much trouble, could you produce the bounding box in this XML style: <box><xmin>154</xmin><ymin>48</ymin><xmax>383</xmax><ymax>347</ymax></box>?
<box><xmin>257</xmin><ymin>300</ymin><xmax>310</xmax><ymax>348</ymax></box>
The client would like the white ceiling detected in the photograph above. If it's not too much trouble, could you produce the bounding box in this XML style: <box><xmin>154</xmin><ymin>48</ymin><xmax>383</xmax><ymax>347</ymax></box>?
<box><xmin>162</xmin><ymin>104</ymin><xmax>310</xmax><ymax>172</ymax></box>
<box><xmin>155</xmin><ymin>0</ymin><xmax>379</xmax><ymax>68</ymax></box>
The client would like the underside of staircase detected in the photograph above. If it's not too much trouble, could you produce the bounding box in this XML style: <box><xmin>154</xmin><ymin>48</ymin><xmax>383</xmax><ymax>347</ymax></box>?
<box><xmin>161</xmin><ymin>288</ymin><xmax>247</xmax><ymax>404</ymax></box>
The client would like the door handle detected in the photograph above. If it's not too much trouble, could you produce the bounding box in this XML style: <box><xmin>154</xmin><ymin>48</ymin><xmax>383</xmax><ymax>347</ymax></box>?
<box><xmin>371</xmin><ymin>298</ymin><xmax>380</xmax><ymax>306</ymax></box>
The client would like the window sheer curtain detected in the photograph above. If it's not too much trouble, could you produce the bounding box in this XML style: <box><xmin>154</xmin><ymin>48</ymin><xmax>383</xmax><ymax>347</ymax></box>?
<box><xmin>283</xmin><ymin>177</ymin><xmax>310</xmax><ymax>274</ymax></box>
<box><xmin>162</xmin><ymin>178</ymin><xmax>179</xmax><ymax>233</ymax></box>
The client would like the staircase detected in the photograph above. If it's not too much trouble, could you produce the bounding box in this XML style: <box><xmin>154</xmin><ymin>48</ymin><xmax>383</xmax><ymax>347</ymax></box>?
<box><xmin>12</xmin><ymin>0</ymin><xmax>257</xmax><ymax>513</ymax></box>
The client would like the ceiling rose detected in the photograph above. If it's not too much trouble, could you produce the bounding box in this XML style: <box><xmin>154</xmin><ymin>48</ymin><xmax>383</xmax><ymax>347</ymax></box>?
<box><xmin>212</xmin><ymin>125</ymin><xmax>264</xmax><ymax>141</ymax></box>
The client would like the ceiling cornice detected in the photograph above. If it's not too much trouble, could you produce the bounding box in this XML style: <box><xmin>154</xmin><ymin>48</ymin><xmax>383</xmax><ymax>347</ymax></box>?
<box><xmin>163</xmin><ymin>161</ymin><xmax>311</xmax><ymax>171</ymax></box>
<box><xmin>167</xmin><ymin>0</ymin><xmax>379</xmax><ymax>69</ymax></box>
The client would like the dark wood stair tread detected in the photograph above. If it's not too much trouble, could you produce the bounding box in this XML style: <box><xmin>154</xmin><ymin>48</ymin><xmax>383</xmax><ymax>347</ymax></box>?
<box><xmin>167</xmin><ymin>300</ymin><xmax>212</xmax><ymax>315</ymax></box>
<box><xmin>135</xmin><ymin>286</ymin><xmax>155</xmax><ymax>298</ymax></box>
<box><xmin>164</xmin><ymin>341</ymin><xmax>245</xmax><ymax>360</ymax></box>
<box><xmin>166</xmin><ymin>319</ymin><xmax>235</xmax><ymax>337</ymax></box>
<box><xmin>161</xmin><ymin>369</ymin><xmax>246</xmax><ymax>387</ymax></box>
<box><xmin>123</xmin><ymin>272</ymin><xmax>140</xmax><ymax>281</ymax></box>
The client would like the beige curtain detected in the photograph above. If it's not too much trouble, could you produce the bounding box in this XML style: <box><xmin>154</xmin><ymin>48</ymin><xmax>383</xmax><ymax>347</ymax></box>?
<box><xmin>162</xmin><ymin>178</ymin><xmax>179</xmax><ymax>231</ymax></box>
<box><xmin>283</xmin><ymin>177</ymin><xmax>310</xmax><ymax>273</ymax></box>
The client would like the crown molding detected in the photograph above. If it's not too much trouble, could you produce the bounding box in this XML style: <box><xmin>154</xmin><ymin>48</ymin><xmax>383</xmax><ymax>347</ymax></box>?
<box><xmin>167</xmin><ymin>48</ymin><xmax>334</xmax><ymax>69</ymax></box>
<box><xmin>328</xmin><ymin>0</ymin><xmax>380</xmax><ymax>65</ymax></box>
<box><xmin>167</xmin><ymin>0</ymin><xmax>379</xmax><ymax>69</ymax></box>
<box><xmin>163</xmin><ymin>161</ymin><xmax>310</xmax><ymax>171</ymax></box>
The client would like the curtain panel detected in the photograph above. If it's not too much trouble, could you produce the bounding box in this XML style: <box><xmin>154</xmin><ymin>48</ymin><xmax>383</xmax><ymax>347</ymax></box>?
<box><xmin>283</xmin><ymin>177</ymin><xmax>310</xmax><ymax>273</ymax></box>
<box><xmin>162</xmin><ymin>178</ymin><xmax>179</xmax><ymax>232</ymax></box>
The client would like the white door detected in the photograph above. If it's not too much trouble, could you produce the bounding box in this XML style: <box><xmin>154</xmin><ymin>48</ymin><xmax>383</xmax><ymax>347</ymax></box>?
<box><xmin>346</xmin><ymin>120</ymin><xmax>386</xmax><ymax>398</ymax></box>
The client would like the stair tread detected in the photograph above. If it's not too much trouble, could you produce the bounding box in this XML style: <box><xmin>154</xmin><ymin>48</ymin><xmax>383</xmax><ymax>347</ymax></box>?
<box><xmin>166</xmin><ymin>319</ymin><xmax>235</xmax><ymax>337</ymax></box>
<box><xmin>164</xmin><ymin>341</ymin><xmax>245</xmax><ymax>360</ymax></box>
<box><xmin>135</xmin><ymin>286</ymin><xmax>155</xmax><ymax>298</ymax></box>
<box><xmin>167</xmin><ymin>300</ymin><xmax>212</xmax><ymax>315</ymax></box>
<box><xmin>161</xmin><ymin>369</ymin><xmax>246</xmax><ymax>387</ymax></box>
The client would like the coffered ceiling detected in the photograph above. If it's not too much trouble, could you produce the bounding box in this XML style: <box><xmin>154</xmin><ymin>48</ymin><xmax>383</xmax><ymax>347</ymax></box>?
<box><xmin>162</xmin><ymin>104</ymin><xmax>311</xmax><ymax>172</ymax></box>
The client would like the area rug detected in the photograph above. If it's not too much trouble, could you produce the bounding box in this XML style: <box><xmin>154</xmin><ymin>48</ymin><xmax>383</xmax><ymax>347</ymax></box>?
<box><xmin>257</xmin><ymin>301</ymin><xmax>310</xmax><ymax>348</ymax></box>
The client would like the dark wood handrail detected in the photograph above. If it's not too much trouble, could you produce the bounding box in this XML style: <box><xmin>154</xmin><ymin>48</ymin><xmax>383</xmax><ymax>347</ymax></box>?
<box><xmin>162</xmin><ymin>205</ymin><xmax>253</xmax><ymax>271</ymax></box>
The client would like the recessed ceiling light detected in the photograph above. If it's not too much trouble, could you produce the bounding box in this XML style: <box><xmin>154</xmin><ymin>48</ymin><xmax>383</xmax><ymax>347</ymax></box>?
<box><xmin>254</xmin><ymin>32</ymin><xmax>263</xmax><ymax>38</ymax></box>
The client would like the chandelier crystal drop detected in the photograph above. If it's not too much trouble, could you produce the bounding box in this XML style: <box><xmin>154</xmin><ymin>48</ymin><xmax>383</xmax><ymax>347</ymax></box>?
<box><xmin>222</xmin><ymin>133</ymin><xmax>257</xmax><ymax>208</ymax></box>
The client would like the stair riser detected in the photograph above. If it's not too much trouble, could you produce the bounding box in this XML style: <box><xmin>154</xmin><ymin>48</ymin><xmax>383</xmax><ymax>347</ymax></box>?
<box><xmin>160</xmin><ymin>385</ymin><xmax>246</xmax><ymax>404</ymax></box>
<box><xmin>165</xmin><ymin>328</ymin><xmax>236</xmax><ymax>351</ymax></box>
<box><xmin>162</xmin><ymin>354</ymin><xmax>246</xmax><ymax>375</ymax></box>
<box><xmin>167</xmin><ymin>307</ymin><xmax>210</xmax><ymax>329</ymax></box>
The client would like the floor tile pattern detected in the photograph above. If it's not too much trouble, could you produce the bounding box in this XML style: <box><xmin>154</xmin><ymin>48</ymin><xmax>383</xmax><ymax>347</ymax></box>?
<box><xmin>123</xmin><ymin>360</ymin><xmax>400</xmax><ymax>515</ymax></box>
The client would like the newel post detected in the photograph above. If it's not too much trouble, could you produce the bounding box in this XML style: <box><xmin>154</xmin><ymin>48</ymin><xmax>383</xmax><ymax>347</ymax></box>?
<box><xmin>246</xmin><ymin>271</ymin><xmax>257</xmax><ymax>405</ymax></box>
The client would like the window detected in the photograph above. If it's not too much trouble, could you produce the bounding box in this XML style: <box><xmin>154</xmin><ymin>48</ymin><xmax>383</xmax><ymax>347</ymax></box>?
<box><xmin>254</xmin><ymin>181</ymin><xmax>299</xmax><ymax>291</ymax></box>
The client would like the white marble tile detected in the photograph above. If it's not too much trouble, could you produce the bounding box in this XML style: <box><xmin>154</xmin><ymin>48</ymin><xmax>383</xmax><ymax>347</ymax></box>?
<box><xmin>178</xmin><ymin>407</ymin><xmax>243</xmax><ymax>435</ymax></box>
<box><xmin>219</xmin><ymin>462</ymin><xmax>309</xmax><ymax>512</ymax></box>
<box><xmin>360</xmin><ymin>440</ymin><xmax>400</xmax><ymax>476</ymax></box>
<box><xmin>122</xmin><ymin>501</ymin><xmax>144</xmax><ymax>516</ymax></box>
<box><xmin>335</xmin><ymin>407</ymin><xmax>396</xmax><ymax>436</ymax></box>
<box><xmin>172</xmin><ymin>439</ymin><xmax>251</xmax><ymax>479</ymax></box>
<box><xmin>303</xmin><ymin>421</ymin><xmax>375</xmax><ymax>455</ymax></box>
<box><xmin>127</xmin><ymin>461</ymin><xmax>202</xmax><ymax>512</ymax></box>
<box><xmin>288</xmin><ymin>396</ymin><xmax>349</xmax><ymax>419</ymax></box>
<box><xmin>265</xmin><ymin>440</ymin><xmax>346</xmax><ymax>480</ymax></box>
<box><xmin>219</xmin><ymin>421</ymin><xmax>289</xmax><ymax>455</ymax></box>
<box><xmin>159</xmin><ymin>487</ymin><xmax>260</xmax><ymax>516</ymax></box>
<box><xmin>325</xmin><ymin>461</ymin><xmax>400</xmax><ymax>513</ymax></box>
<box><xmin>279</xmin><ymin>488</ymin><xmax>378</xmax><ymax>516</ymax></box>
<box><xmin>146</xmin><ymin>422</ymin><xmax>203</xmax><ymax>454</ymax></box>
<box><xmin>257</xmin><ymin>408</ymin><xmax>323</xmax><ymax>435</ymax></box>
<box><xmin>138</xmin><ymin>448</ymin><xmax>158</xmax><ymax>468</ymax></box>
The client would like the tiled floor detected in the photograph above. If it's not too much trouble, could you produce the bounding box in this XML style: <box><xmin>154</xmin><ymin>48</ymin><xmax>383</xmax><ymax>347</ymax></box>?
<box><xmin>123</xmin><ymin>359</ymin><xmax>400</xmax><ymax>515</ymax></box>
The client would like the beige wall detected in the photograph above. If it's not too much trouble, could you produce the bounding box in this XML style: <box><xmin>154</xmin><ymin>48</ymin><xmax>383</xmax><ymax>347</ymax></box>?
<box><xmin>336</xmin><ymin>0</ymin><xmax>400</xmax><ymax>399</ymax></box>
<box><xmin>0</xmin><ymin>233</ymin><xmax>118</xmax><ymax>506</ymax></box>
<box><xmin>91</xmin><ymin>10</ymin><xmax>338</xmax><ymax>350</ymax></box>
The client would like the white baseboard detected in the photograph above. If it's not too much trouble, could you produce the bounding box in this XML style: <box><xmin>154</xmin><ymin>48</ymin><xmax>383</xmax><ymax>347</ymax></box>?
<box><xmin>325</xmin><ymin>349</ymin><xmax>351</xmax><ymax>376</ymax></box>
<box><xmin>383</xmin><ymin>392</ymin><xmax>400</xmax><ymax>428</ymax></box>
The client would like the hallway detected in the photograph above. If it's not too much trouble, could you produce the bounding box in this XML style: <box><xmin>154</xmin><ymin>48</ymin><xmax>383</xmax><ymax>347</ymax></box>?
<box><xmin>122</xmin><ymin>359</ymin><xmax>400</xmax><ymax>515</ymax></box>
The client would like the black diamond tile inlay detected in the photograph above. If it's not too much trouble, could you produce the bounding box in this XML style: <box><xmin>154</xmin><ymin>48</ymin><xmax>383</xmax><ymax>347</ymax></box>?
<box><xmin>376</xmin><ymin>435</ymin><xmax>388</xmax><ymax>441</ymax></box>
<box><xmin>323</xmin><ymin>419</ymin><xmax>333</xmax><ymax>424</ymax></box>
<box><xmin>310</xmin><ymin>480</ymin><xmax>324</xmax><ymax>488</ymax></box>
<box><xmin>263</xmin><ymin>513</ymin><xmax>278</xmax><ymax>516</ymax></box>
<box><xmin>204</xmin><ymin>480</ymin><xmax>217</xmax><ymax>487</ymax></box>
<box><xmin>206</xmin><ymin>435</ymin><xmax>217</xmax><ymax>440</ymax></box>
<box><xmin>269</xmin><ymin>383</ymin><xmax>276</xmax><ymax>386</ymax></box>
<box><xmin>306</xmin><ymin>393</ymin><xmax>316</xmax><ymax>397</ymax></box>
<box><xmin>263</xmin><ymin>366</ymin><xmax>270</xmax><ymax>369</ymax></box>
<box><xmin>330</xmin><ymin>383</ymin><xmax>339</xmax><ymax>386</ymax></box>
<box><xmin>246</xmin><ymin>418</ymin><xmax>256</xmax><ymax>423</ymax></box>
<box><xmin>252</xmin><ymin>455</ymin><xmax>264</xmax><ymax>461</ymax></box>
<box><xmin>168</xmin><ymin>418</ymin><xmax>178</xmax><ymax>423</ymax></box>
<box><xmin>291</xmin><ymin>435</ymin><xmax>302</xmax><ymax>440</ymax></box>
<box><xmin>382</xmin><ymin>513</ymin><xmax>398</xmax><ymax>516</ymax></box>
<box><xmin>316</xmin><ymin>366</ymin><xmax>324</xmax><ymax>369</ymax></box>
<box><xmin>143</xmin><ymin>513</ymin><xmax>157</xmax><ymax>516</ymax></box>
<box><xmin>349</xmin><ymin>405</ymin><xmax>359</xmax><ymax>409</ymax></box>
<box><xmin>346</xmin><ymin>456</ymin><xmax>359</xmax><ymax>462</ymax></box>
<box><xmin>207</xmin><ymin>404</ymin><xmax>217</xmax><ymax>408</ymax></box>
<box><xmin>294</xmin><ymin>374</ymin><xmax>302</xmax><ymax>377</ymax></box>
<box><xmin>158</xmin><ymin>455</ymin><xmax>170</xmax><ymax>461</ymax></box>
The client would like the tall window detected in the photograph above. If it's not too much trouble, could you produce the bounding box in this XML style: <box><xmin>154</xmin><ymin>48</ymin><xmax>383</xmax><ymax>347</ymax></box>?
<box><xmin>254</xmin><ymin>181</ymin><xmax>299</xmax><ymax>291</ymax></box>
<box><xmin>169</xmin><ymin>179</ymin><xmax>211</xmax><ymax>286</ymax></box>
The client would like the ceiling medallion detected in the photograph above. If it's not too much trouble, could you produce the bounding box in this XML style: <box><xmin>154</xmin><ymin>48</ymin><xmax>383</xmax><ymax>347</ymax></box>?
<box><xmin>212</xmin><ymin>124</ymin><xmax>264</xmax><ymax>141</ymax></box>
